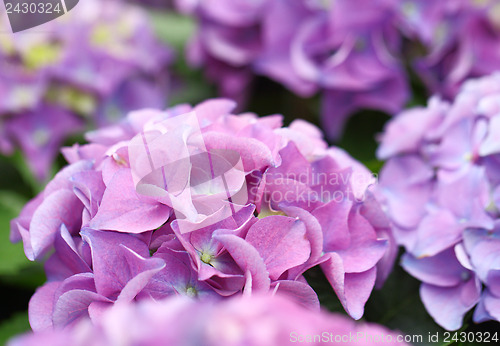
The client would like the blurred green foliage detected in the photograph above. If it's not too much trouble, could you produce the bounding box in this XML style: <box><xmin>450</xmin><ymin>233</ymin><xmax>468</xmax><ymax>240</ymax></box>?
<box><xmin>0</xmin><ymin>312</ymin><xmax>30</xmax><ymax>346</ymax></box>
<box><xmin>0</xmin><ymin>191</ymin><xmax>30</xmax><ymax>276</ymax></box>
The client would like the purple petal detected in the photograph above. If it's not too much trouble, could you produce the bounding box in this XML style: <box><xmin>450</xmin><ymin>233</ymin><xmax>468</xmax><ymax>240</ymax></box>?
<box><xmin>412</xmin><ymin>208</ymin><xmax>463</xmax><ymax>258</ymax></box>
<box><xmin>320</xmin><ymin>252</ymin><xmax>376</xmax><ymax>319</ymax></box>
<box><xmin>28</xmin><ymin>282</ymin><xmax>60</xmax><ymax>331</ymax></box>
<box><xmin>203</xmin><ymin>132</ymin><xmax>276</xmax><ymax>172</ymax></box>
<box><xmin>70</xmin><ymin>170</ymin><xmax>105</xmax><ymax>223</ymax></box>
<box><xmin>420</xmin><ymin>278</ymin><xmax>481</xmax><ymax>331</ymax></box>
<box><xmin>193</xmin><ymin>98</ymin><xmax>237</xmax><ymax>122</ymax></box>
<box><xmin>378</xmin><ymin>155</ymin><xmax>433</xmax><ymax>231</ymax></box>
<box><xmin>44</xmin><ymin>161</ymin><xmax>93</xmax><ymax>197</ymax></box>
<box><xmin>89</xmin><ymin>169</ymin><xmax>171</xmax><ymax>233</ymax></box>
<box><xmin>281</xmin><ymin>205</ymin><xmax>323</xmax><ymax>268</ymax></box>
<box><xmin>213</xmin><ymin>233</ymin><xmax>270</xmax><ymax>293</ymax></box>
<box><xmin>463</xmin><ymin>228</ymin><xmax>500</xmax><ymax>292</ymax></box>
<box><xmin>402</xmin><ymin>249</ymin><xmax>471</xmax><ymax>287</ymax></box>
<box><xmin>81</xmin><ymin>229</ymin><xmax>152</xmax><ymax>299</ymax></box>
<box><xmin>272</xmin><ymin>280</ymin><xmax>320</xmax><ymax>311</ymax></box>
<box><xmin>377</xmin><ymin>102</ymin><xmax>446</xmax><ymax>159</ymax></box>
<box><xmin>45</xmin><ymin>225</ymin><xmax>91</xmax><ymax>281</ymax></box>
<box><xmin>29</xmin><ymin>189</ymin><xmax>83</xmax><ymax>259</ymax></box>
<box><xmin>313</xmin><ymin>199</ymin><xmax>352</xmax><ymax>251</ymax></box>
<box><xmin>474</xmin><ymin>290</ymin><xmax>500</xmax><ymax>323</ymax></box>
<box><xmin>480</xmin><ymin>116</ymin><xmax>500</xmax><ymax>156</ymax></box>
<box><xmin>52</xmin><ymin>290</ymin><xmax>109</xmax><ymax>329</ymax></box>
<box><xmin>336</xmin><ymin>210</ymin><xmax>387</xmax><ymax>273</ymax></box>
<box><xmin>246</xmin><ymin>215</ymin><xmax>311</xmax><ymax>280</ymax></box>
<box><xmin>343</xmin><ymin>268</ymin><xmax>377</xmax><ymax>320</ymax></box>
<box><xmin>116</xmin><ymin>247</ymin><xmax>166</xmax><ymax>303</ymax></box>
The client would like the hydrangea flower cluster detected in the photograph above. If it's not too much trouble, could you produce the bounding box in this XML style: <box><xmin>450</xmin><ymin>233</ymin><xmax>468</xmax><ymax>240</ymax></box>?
<box><xmin>0</xmin><ymin>0</ymin><xmax>172</xmax><ymax>180</ymax></box>
<box><xmin>401</xmin><ymin>0</ymin><xmax>500</xmax><ymax>98</ymax></box>
<box><xmin>9</xmin><ymin>294</ymin><xmax>408</xmax><ymax>346</ymax></box>
<box><xmin>12</xmin><ymin>98</ymin><xmax>395</xmax><ymax>330</ymax></box>
<box><xmin>176</xmin><ymin>0</ymin><xmax>500</xmax><ymax>139</ymax></box>
<box><xmin>377</xmin><ymin>73</ymin><xmax>500</xmax><ymax>330</ymax></box>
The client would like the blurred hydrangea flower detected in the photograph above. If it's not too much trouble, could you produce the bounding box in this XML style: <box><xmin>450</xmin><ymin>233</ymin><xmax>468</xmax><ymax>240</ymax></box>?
<box><xmin>176</xmin><ymin>0</ymin><xmax>408</xmax><ymax>139</ymax></box>
<box><xmin>400</xmin><ymin>0</ymin><xmax>500</xmax><ymax>99</ymax></box>
<box><xmin>9</xmin><ymin>294</ymin><xmax>408</xmax><ymax>346</ymax></box>
<box><xmin>176</xmin><ymin>0</ymin><xmax>500</xmax><ymax>140</ymax></box>
<box><xmin>12</xmin><ymin>98</ymin><xmax>395</xmax><ymax>330</ymax></box>
<box><xmin>377</xmin><ymin>72</ymin><xmax>500</xmax><ymax>330</ymax></box>
<box><xmin>0</xmin><ymin>0</ymin><xmax>172</xmax><ymax>180</ymax></box>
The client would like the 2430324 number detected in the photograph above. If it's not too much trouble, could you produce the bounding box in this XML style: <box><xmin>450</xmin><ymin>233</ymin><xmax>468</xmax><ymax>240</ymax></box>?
<box><xmin>443</xmin><ymin>331</ymin><xmax>499</xmax><ymax>343</ymax></box>
<box><xmin>5</xmin><ymin>2</ymin><xmax>62</xmax><ymax>14</ymax></box>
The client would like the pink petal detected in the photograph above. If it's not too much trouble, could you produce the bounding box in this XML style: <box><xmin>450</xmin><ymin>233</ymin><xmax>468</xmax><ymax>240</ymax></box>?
<box><xmin>214</xmin><ymin>233</ymin><xmax>270</xmax><ymax>293</ymax></box>
<box><xmin>246</xmin><ymin>216</ymin><xmax>311</xmax><ymax>280</ymax></box>
<box><xmin>89</xmin><ymin>169</ymin><xmax>171</xmax><ymax>233</ymax></box>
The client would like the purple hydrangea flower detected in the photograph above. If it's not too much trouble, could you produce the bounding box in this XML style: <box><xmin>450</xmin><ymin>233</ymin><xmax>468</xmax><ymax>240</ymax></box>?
<box><xmin>0</xmin><ymin>0</ymin><xmax>172</xmax><ymax>180</ymax></box>
<box><xmin>400</xmin><ymin>0</ymin><xmax>500</xmax><ymax>99</ymax></box>
<box><xmin>12</xmin><ymin>98</ymin><xmax>395</xmax><ymax>330</ymax></box>
<box><xmin>176</xmin><ymin>0</ymin><xmax>500</xmax><ymax>141</ymax></box>
<box><xmin>377</xmin><ymin>72</ymin><xmax>500</xmax><ymax>330</ymax></box>
<box><xmin>176</xmin><ymin>0</ymin><xmax>409</xmax><ymax>139</ymax></box>
<box><xmin>10</xmin><ymin>294</ymin><xmax>409</xmax><ymax>346</ymax></box>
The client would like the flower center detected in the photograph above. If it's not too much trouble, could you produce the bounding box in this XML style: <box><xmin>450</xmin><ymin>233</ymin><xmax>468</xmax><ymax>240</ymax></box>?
<box><xmin>112</xmin><ymin>153</ymin><xmax>128</xmax><ymax>167</ymax></box>
<box><xmin>24</xmin><ymin>43</ymin><xmax>62</xmax><ymax>70</ymax></box>
<box><xmin>186</xmin><ymin>286</ymin><xmax>198</xmax><ymax>298</ymax></box>
<box><xmin>489</xmin><ymin>3</ymin><xmax>500</xmax><ymax>30</ymax></box>
<box><xmin>257</xmin><ymin>206</ymin><xmax>286</xmax><ymax>219</ymax></box>
<box><xmin>33</xmin><ymin>128</ymin><xmax>50</xmax><ymax>147</ymax></box>
<box><xmin>10</xmin><ymin>87</ymin><xmax>37</xmax><ymax>110</ymax></box>
<box><xmin>47</xmin><ymin>86</ymin><xmax>96</xmax><ymax>115</ymax></box>
<box><xmin>200</xmin><ymin>252</ymin><xmax>212</xmax><ymax>265</ymax></box>
<box><xmin>402</xmin><ymin>1</ymin><xmax>417</xmax><ymax>18</ymax></box>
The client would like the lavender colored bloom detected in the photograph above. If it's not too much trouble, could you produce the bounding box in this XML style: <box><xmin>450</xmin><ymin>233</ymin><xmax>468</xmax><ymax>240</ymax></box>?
<box><xmin>400</xmin><ymin>0</ymin><xmax>500</xmax><ymax>99</ymax></box>
<box><xmin>12</xmin><ymin>99</ymin><xmax>394</xmax><ymax>329</ymax></box>
<box><xmin>257</xmin><ymin>0</ymin><xmax>408</xmax><ymax>139</ymax></box>
<box><xmin>377</xmin><ymin>72</ymin><xmax>500</xmax><ymax>330</ymax></box>
<box><xmin>177</xmin><ymin>0</ymin><xmax>408</xmax><ymax>139</ymax></box>
<box><xmin>10</xmin><ymin>294</ymin><xmax>409</xmax><ymax>346</ymax></box>
<box><xmin>0</xmin><ymin>0</ymin><xmax>172</xmax><ymax>180</ymax></box>
<box><xmin>177</xmin><ymin>0</ymin><xmax>500</xmax><ymax>140</ymax></box>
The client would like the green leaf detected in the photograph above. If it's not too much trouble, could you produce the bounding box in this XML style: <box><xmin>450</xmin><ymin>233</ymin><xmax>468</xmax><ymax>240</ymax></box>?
<box><xmin>337</xmin><ymin>110</ymin><xmax>390</xmax><ymax>164</ymax></box>
<box><xmin>0</xmin><ymin>311</ymin><xmax>30</xmax><ymax>345</ymax></box>
<box><xmin>0</xmin><ymin>157</ymin><xmax>34</xmax><ymax>198</ymax></box>
<box><xmin>168</xmin><ymin>58</ymin><xmax>217</xmax><ymax>106</ymax></box>
<box><xmin>1</xmin><ymin>264</ymin><xmax>46</xmax><ymax>289</ymax></box>
<box><xmin>364</xmin><ymin>159</ymin><xmax>385</xmax><ymax>175</ymax></box>
<box><xmin>149</xmin><ymin>11</ymin><xmax>216</xmax><ymax>106</ymax></box>
<box><xmin>150</xmin><ymin>11</ymin><xmax>196</xmax><ymax>51</ymax></box>
<box><xmin>8</xmin><ymin>150</ymin><xmax>49</xmax><ymax>195</ymax></box>
<box><xmin>0</xmin><ymin>191</ymin><xmax>31</xmax><ymax>276</ymax></box>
